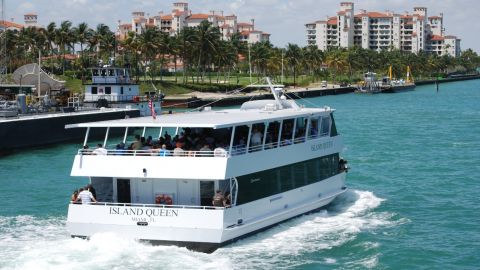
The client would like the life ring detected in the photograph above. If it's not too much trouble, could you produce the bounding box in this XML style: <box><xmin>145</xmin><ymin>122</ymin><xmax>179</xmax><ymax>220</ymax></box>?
<box><xmin>133</xmin><ymin>96</ymin><xmax>140</xmax><ymax>102</ymax></box>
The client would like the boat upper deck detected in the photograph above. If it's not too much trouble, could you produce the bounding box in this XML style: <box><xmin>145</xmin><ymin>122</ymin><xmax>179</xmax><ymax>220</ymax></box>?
<box><xmin>66</xmin><ymin>102</ymin><xmax>335</xmax><ymax>129</ymax></box>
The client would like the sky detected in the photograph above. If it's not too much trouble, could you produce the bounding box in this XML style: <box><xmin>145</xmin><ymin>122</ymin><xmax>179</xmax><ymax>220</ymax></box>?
<box><xmin>4</xmin><ymin>0</ymin><xmax>480</xmax><ymax>52</ymax></box>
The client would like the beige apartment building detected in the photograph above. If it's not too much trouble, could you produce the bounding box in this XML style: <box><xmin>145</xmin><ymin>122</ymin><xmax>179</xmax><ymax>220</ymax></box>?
<box><xmin>118</xmin><ymin>2</ymin><xmax>270</xmax><ymax>44</ymax></box>
<box><xmin>305</xmin><ymin>2</ymin><xmax>461</xmax><ymax>57</ymax></box>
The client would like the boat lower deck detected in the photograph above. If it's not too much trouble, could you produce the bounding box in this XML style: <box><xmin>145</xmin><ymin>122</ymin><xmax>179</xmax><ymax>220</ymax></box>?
<box><xmin>67</xmin><ymin>173</ymin><xmax>346</xmax><ymax>252</ymax></box>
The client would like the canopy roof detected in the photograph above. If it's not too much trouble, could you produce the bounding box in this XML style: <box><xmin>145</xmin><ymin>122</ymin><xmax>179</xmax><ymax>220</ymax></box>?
<box><xmin>66</xmin><ymin>103</ymin><xmax>334</xmax><ymax>129</ymax></box>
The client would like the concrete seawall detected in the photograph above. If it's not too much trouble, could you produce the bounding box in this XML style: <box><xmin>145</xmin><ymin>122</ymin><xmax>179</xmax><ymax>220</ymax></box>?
<box><xmin>163</xmin><ymin>74</ymin><xmax>480</xmax><ymax>108</ymax></box>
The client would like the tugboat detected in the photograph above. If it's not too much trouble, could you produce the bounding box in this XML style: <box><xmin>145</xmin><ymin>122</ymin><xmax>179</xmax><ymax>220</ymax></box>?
<box><xmin>66</xmin><ymin>78</ymin><xmax>348</xmax><ymax>253</ymax></box>
<box><xmin>82</xmin><ymin>65</ymin><xmax>162</xmax><ymax>116</ymax></box>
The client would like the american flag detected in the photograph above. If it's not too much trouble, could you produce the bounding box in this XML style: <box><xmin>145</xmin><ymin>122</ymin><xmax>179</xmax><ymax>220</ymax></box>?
<box><xmin>148</xmin><ymin>99</ymin><xmax>157</xmax><ymax>119</ymax></box>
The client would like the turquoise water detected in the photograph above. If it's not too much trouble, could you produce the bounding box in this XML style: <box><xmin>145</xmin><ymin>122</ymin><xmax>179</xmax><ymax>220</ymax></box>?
<box><xmin>1</xmin><ymin>80</ymin><xmax>479</xmax><ymax>269</ymax></box>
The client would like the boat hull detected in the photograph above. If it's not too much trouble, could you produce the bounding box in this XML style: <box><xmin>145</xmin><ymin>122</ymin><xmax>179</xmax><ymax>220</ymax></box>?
<box><xmin>381</xmin><ymin>84</ymin><xmax>416</xmax><ymax>93</ymax></box>
<box><xmin>67</xmin><ymin>173</ymin><xmax>346</xmax><ymax>253</ymax></box>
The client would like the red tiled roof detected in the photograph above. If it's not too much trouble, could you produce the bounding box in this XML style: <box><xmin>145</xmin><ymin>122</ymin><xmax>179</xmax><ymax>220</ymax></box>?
<box><xmin>327</xmin><ymin>17</ymin><xmax>337</xmax><ymax>25</ymax></box>
<box><xmin>225</xmin><ymin>15</ymin><xmax>236</xmax><ymax>18</ymax></box>
<box><xmin>161</xmin><ymin>15</ymin><xmax>173</xmax><ymax>20</ymax></box>
<box><xmin>42</xmin><ymin>54</ymin><xmax>78</xmax><ymax>60</ymax></box>
<box><xmin>188</xmin><ymin>13</ymin><xmax>209</xmax><ymax>20</ymax></box>
<box><xmin>237</xmin><ymin>22</ymin><xmax>253</xmax><ymax>27</ymax></box>
<box><xmin>0</xmin><ymin>20</ymin><xmax>24</xmax><ymax>29</ymax></box>
<box><xmin>430</xmin><ymin>35</ymin><xmax>444</xmax><ymax>41</ymax></box>
<box><xmin>24</xmin><ymin>13</ymin><xmax>37</xmax><ymax>16</ymax></box>
<box><xmin>444</xmin><ymin>35</ymin><xmax>457</xmax><ymax>39</ymax></box>
<box><xmin>120</xmin><ymin>24</ymin><xmax>132</xmax><ymax>29</ymax></box>
<box><xmin>174</xmin><ymin>11</ymin><xmax>186</xmax><ymax>17</ymax></box>
<box><xmin>401</xmin><ymin>15</ymin><xmax>413</xmax><ymax>19</ymax></box>
<box><xmin>337</xmin><ymin>11</ymin><xmax>346</xmax><ymax>15</ymax></box>
<box><xmin>366</xmin><ymin>12</ymin><xmax>391</xmax><ymax>18</ymax></box>
<box><xmin>239</xmin><ymin>30</ymin><xmax>250</xmax><ymax>36</ymax></box>
<box><xmin>429</xmin><ymin>16</ymin><xmax>442</xmax><ymax>19</ymax></box>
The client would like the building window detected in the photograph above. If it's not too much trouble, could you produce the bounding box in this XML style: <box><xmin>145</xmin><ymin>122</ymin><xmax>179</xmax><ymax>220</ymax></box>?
<box><xmin>105</xmin><ymin>87</ymin><xmax>111</xmax><ymax>94</ymax></box>
<box><xmin>91</xmin><ymin>87</ymin><xmax>97</xmax><ymax>94</ymax></box>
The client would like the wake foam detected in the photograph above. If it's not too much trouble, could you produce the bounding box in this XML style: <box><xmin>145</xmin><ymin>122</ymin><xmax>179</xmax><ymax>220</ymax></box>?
<box><xmin>0</xmin><ymin>190</ymin><xmax>406</xmax><ymax>270</ymax></box>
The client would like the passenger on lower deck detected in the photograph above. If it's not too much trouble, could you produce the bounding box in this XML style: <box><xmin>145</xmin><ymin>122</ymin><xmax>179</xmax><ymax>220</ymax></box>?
<box><xmin>76</xmin><ymin>187</ymin><xmax>97</xmax><ymax>204</ymax></box>
<box><xmin>212</xmin><ymin>190</ymin><xmax>224</xmax><ymax>207</ymax></box>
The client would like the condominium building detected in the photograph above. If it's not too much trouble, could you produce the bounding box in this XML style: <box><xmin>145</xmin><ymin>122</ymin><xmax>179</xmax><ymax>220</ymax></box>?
<box><xmin>117</xmin><ymin>2</ymin><xmax>270</xmax><ymax>44</ymax></box>
<box><xmin>0</xmin><ymin>13</ymin><xmax>39</xmax><ymax>32</ymax></box>
<box><xmin>306</xmin><ymin>2</ymin><xmax>461</xmax><ymax>57</ymax></box>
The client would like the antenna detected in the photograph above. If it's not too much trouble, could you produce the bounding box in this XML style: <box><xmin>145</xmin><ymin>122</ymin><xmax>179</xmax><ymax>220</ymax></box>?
<box><xmin>0</xmin><ymin>0</ymin><xmax>7</xmax><ymax>83</ymax></box>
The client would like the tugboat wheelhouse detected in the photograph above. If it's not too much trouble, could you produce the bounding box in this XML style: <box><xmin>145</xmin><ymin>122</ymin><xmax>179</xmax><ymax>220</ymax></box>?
<box><xmin>66</xmin><ymin>83</ymin><xmax>348</xmax><ymax>253</ymax></box>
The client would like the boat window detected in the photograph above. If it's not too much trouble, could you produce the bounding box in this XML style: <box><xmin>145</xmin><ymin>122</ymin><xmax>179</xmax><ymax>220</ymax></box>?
<box><xmin>91</xmin><ymin>177</ymin><xmax>113</xmax><ymax>202</ymax></box>
<box><xmin>118</xmin><ymin>69</ymin><xmax>125</xmax><ymax>77</ymax></box>
<box><xmin>200</xmin><ymin>181</ymin><xmax>215</xmax><ymax>206</ymax></box>
<box><xmin>235</xmin><ymin>154</ymin><xmax>340</xmax><ymax>205</ymax></box>
<box><xmin>330</xmin><ymin>114</ymin><xmax>338</xmax><ymax>136</ymax></box>
<box><xmin>101</xmin><ymin>69</ymin><xmax>107</xmax><ymax>76</ymax></box>
<box><xmin>249</xmin><ymin>123</ymin><xmax>265</xmax><ymax>152</ymax></box>
<box><xmin>117</xmin><ymin>179</ymin><xmax>131</xmax><ymax>203</ymax></box>
<box><xmin>105</xmin><ymin>87</ymin><xmax>111</xmax><ymax>94</ymax></box>
<box><xmin>293</xmin><ymin>117</ymin><xmax>307</xmax><ymax>144</ymax></box>
<box><xmin>320</xmin><ymin>116</ymin><xmax>331</xmax><ymax>136</ymax></box>
<box><xmin>279</xmin><ymin>118</ymin><xmax>294</xmax><ymax>146</ymax></box>
<box><xmin>108</xmin><ymin>69</ymin><xmax>115</xmax><ymax>76</ymax></box>
<box><xmin>91</xmin><ymin>86</ymin><xmax>98</xmax><ymax>94</ymax></box>
<box><xmin>307</xmin><ymin>116</ymin><xmax>320</xmax><ymax>140</ymax></box>
<box><xmin>103</xmin><ymin>127</ymin><xmax>127</xmax><ymax>151</ymax></box>
<box><xmin>264</xmin><ymin>121</ymin><xmax>280</xmax><ymax>149</ymax></box>
<box><xmin>92</xmin><ymin>69</ymin><xmax>99</xmax><ymax>76</ymax></box>
<box><xmin>232</xmin><ymin>125</ymin><xmax>249</xmax><ymax>155</ymax></box>
<box><xmin>120</xmin><ymin>86</ymin><xmax>124</xmax><ymax>95</ymax></box>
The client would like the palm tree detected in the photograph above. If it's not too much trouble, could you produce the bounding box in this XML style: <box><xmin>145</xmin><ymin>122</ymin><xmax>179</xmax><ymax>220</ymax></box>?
<box><xmin>285</xmin><ymin>43</ymin><xmax>302</xmax><ymax>86</ymax></box>
<box><xmin>193</xmin><ymin>21</ymin><xmax>221</xmax><ymax>82</ymax></box>
<box><xmin>73</xmin><ymin>22</ymin><xmax>90</xmax><ymax>70</ymax></box>
<box><xmin>137</xmin><ymin>27</ymin><xmax>161</xmax><ymax>81</ymax></box>
<box><xmin>56</xmin><ymin>20</ymin><xmax>74</xmax><ymax>74</ymax></box>
<box><xmin>178</xmin><ymin>26</ymin><xmax>197</xmax><ymax>83</ymax></box>
<box><xmin>325</xmin><ymin>48</ymin><xmax>347</xmax><ymax>84</ymax></box>
<box><xmin>121</xmin><ymin>31</ymin><xmax>140</xmax><ymax>81</ymax></box>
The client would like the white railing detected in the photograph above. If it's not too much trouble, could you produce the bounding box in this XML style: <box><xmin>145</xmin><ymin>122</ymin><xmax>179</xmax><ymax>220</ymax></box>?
<box><xmin>70</xmin><ymin>201</ymin><xmax>225</xmax><ymax>210</ymax></box>
<box><xmin>78</xmin><ymin>149</ymin><xmax>229</xmax><ymax>157</ymax></box>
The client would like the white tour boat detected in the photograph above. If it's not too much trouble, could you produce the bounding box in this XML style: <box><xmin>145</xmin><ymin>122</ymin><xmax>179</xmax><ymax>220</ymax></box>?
<box><xmin>66</xmin><ymin>79</ymin><xmax>348</xmax><ymax>253</ymax></box>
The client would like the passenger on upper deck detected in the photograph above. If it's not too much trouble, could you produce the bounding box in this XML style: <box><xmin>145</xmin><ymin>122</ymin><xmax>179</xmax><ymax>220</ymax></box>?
<box><xmin>251</xmin><ymin>128</ymin><xmax>263</xmax><ymax>146</ymax></box>
<box><xmin>132</xmin><ymin>135</ymin><xmax>142</xmax><ymax>150</ymax></box>
<box><xmin>159</xmin><ymin>144</ymin><xmax>170</xmax><ymax>156</ymax></box>
<box><xmin>93</xmin><ymin>144</ymin><xmax>108</xmax><ymax>155</ymax></box>
<box><xmin>173</xmin><ymin>142</ymin><xmax>185</xmax><ymax>157</ymax></box>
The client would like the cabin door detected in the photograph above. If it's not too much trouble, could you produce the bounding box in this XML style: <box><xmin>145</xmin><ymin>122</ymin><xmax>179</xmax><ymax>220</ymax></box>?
<box><xmin>134</xmin><ymin>178</ymin><xmax>153</xmax><ymax>204</ymax></box>
<box><xmin>177</xmin><ymin>179</ymin><xmax>199</xmax><ymax>206</ymax></box>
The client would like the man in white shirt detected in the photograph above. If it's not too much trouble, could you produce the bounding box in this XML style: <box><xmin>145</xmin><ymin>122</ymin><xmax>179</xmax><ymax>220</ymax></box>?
<box><xmin>93</xmin><ymin>144</ymin><xmax>108</xmax><ymax>155</ymax></box>
<box><xmin>76</xmin><ymin>187</ymin><xmax>97</xmax><ymax>204</ymax></box>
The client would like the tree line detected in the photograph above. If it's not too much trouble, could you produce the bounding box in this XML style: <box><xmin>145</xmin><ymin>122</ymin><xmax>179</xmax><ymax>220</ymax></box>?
<box><xmin>3</xmin><ymin>20</ymin><xmax>480</xmax><ymax>86</ymax></box>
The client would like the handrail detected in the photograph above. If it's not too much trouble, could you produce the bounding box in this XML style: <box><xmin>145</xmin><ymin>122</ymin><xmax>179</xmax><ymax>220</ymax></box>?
<box><xmin>78</xmin><ymin>148</ymin><xmax>229</xmax><ymax>157</ymax></box>
<box><xmin>70</xmin><ymin>201</ymin><xmax>225</xmax><ymax>210</ymax></box>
